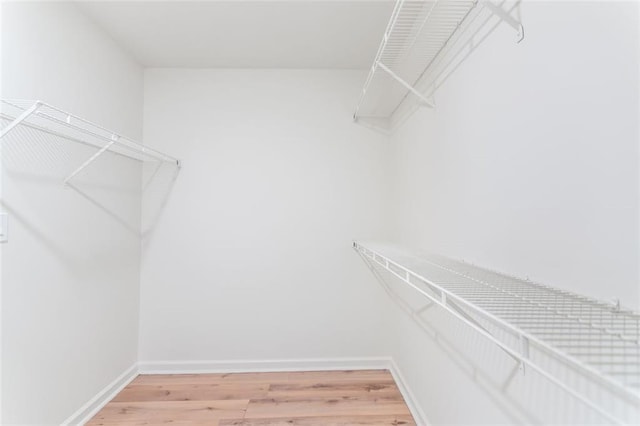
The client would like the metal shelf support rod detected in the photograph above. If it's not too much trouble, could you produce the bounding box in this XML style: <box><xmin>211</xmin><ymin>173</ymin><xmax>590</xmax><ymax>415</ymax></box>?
<box><xmin>0</xmin><ymin>101</ymin><xmax>41</xmax><ymax>139</ymax></box>
<box><xmin>377</xmin><ymin>62</ymin><xmax>435</xmax><ymax>108</ymax></box>
<box><xmin>64</xmin><ymin>136</ymin><xmax>118</xmax><ymax>184</ymax></box>
<box><xmin>484</xmin><ymin>0</ymin><xmax>524</xmax><ymax>42</ymax></box>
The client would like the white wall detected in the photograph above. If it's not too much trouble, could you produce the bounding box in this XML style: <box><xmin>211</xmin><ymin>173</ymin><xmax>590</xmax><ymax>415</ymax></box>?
<box><xmin>1</xmin><ymin>1</ymin><xmax>637</xmax><ymax>424</ymax></box>
<box><xmin>0</xmin><ymin>2</ymin><xmax>143</xmax><ymax>424</ymax></box>
<box><xmin>139</xmin><ymin>69</ymin><xmax>392</xmax><ymax>364</ymax></box>
<box><xmin>386</xmin><ymin>0</ymin><xmax>639</xmax><ymax>424</ymax></box>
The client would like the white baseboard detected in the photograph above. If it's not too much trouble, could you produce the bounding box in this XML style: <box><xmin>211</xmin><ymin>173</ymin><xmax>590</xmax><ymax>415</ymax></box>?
<box><xmin>388</xmin><ymin>358</ymin><xmax>430</xmax><ymax>426</ymax></box>
<box><xmin>61</xmin><ymin>363</ymin><xmax>138</xmax><ymax>426</ymax></box>
<box><xmin>138</xmin><ymin>357</ymin><xmax>391</xmax><ymax>375</ymax></box>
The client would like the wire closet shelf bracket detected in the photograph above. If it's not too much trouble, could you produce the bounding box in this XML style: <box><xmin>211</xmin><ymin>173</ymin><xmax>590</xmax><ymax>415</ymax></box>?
<box><xmin>0</xmin><ymin>99</ymin><xmax>181</xmax><ymax>184</ymax></box>
<box><xmin>354</xmin><ymin>0</ymin><xmax>524</xmax><ymax>126</ymax></box>
<box><xmin>353</xmin><ymin>241</ymin><xmax>640</xmax><ymax>425</ymax></box>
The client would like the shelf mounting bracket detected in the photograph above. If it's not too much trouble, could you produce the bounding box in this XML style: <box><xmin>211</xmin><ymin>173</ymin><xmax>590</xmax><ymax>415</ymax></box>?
<box><xmin>519</xmin><ymin>334</ymin><xmax>530</xmax><ymax>374</ymax></box>
<box><xmin>377</xmin><ymin>62</ymin><xmax>435</xmax><ymax>108</ymax></box>
<box><xmin>0</xmin><ymin>101</ymin><xmax>42</xmax><ymax>139</ymax></box>
<box><xmin>64</xmin><ymin>135</ymin><xmax>118</xmax><ymax>185</ymax></box>
<box><xmin>484</xmin><ymin>1</ymin><xmax>525</xmax><ymax>43</ymax></box>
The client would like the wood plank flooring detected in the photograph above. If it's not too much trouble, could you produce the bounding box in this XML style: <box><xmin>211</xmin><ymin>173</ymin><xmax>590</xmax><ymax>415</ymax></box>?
<box><xmin>87</xmin><ymin>370</ymin><xmax>416</xmax><ymax>425</ymax></box>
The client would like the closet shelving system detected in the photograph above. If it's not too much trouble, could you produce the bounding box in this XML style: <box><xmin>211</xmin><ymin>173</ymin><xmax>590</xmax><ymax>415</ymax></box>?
<box><xmin>0</xmin><ymin>99</ymin><xmax>180</xmax><ymax>183</ymax></box>
<box><xmin>354</xmin><ymin>0</ymin><xmax>524</xmax><ymax>127</ymax></box>
<box><xmin>354</xmin><ymin>242</ymin><xmax>640</xmax><ymax>424</ymax></box>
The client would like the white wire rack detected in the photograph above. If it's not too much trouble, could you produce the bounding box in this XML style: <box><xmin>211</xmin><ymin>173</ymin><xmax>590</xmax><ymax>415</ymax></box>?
<box><xmin>354</xmin><ymin>241</ymin><xmax>640</xmax><ymax>424</ymax></box>
<box><xmin>354</xmin><ymin>0</ymin><xmax>524</xmax><ymax>124</ymax></box>
<box><xmin>0</xmin><ymin>99</ymin><xmax>180</xmax><ymax>184</ymax></box>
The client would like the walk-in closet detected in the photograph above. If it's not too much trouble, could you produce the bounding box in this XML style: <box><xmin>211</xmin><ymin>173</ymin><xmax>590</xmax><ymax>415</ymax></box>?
<box><xmin>1</xmin><ymin>1</ymin><xmax>638</xmax><ymax>425</ymax></box>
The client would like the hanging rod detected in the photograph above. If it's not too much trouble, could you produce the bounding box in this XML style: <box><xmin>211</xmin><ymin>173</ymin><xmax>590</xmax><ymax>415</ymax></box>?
<box><xmin>0</xmin><ymin>99</ymin><xmax>181</xmax><ymax>184</ymax></box>
<box><xmin>354</xmin><ymin>0</ymin><xmax>525</xmax><ymax>124</ymax></box>
<box><xmin>354</xmin><ymin>241</ymin><xmax>639</xmax><ymax>424</ymax></box>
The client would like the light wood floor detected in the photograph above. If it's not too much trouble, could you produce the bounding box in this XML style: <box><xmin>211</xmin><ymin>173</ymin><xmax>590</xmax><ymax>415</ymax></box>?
<box><xmin>87</xmin><ymin>369</ymin><xmax>416</xmax><ymax>425</ymax></box>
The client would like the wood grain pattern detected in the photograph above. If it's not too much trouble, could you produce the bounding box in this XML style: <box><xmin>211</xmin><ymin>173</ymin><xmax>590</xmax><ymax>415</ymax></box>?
<box><xmin>87</xmin><ymin>370</ymin><xmax>416</xmax><ymax>426</ymax></box>
<box><xmin>88</xmin><ymin>400</ymin><xmax>248</xmax><ymax>424</ymax></box>
<box><xmin>220</xmin><ymin>416</ymin><xmax>416</xmax><ymax>426</ymax></box>
<box><xmin>266</xmin><ymin>381</ymin><xmax>400</xmax><ymax>398</ymax></box>
<box><xmin>244</xmin><ymin>396</ymin><xmax>411</xmax><ymax>419</ymax></box>
<box><xmin>112</xmin><ymin>383</ymin><xmax>270</xmax><ymax>402</ymax></box>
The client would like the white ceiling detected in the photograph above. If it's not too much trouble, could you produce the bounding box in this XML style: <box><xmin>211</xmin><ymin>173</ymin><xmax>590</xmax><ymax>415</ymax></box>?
<box><xmin>76</xmin><ymin>1</ymin><xmax>394</xmax><ymax>69</ymax></box>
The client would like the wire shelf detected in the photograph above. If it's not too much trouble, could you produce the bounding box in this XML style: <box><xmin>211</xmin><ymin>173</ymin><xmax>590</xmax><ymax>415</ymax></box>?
<box><xmin>354</xmin><ymin>0</ymin><xmax>523</xmax><ymax>125</ymax></box>
<box><xmin>0</xmin><ymin>99</ymin><xmax>180</xmax><ymax>184</ymax></box>
<box><xmin>354</xmin><ymin>241</ymin><xmax>640</xmax><ymax>424</ymax></box>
